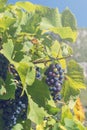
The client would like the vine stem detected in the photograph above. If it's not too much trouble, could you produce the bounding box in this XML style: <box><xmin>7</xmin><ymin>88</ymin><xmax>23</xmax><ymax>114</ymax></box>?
<box><xmin>33</xmin><ymin>55</ymin><xmax>72</xmax><ymax>64</ymax></box>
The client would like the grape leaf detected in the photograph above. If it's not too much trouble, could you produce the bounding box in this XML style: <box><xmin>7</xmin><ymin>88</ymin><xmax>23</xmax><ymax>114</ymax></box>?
<box><xmin>0</xmin><ymin>0</ymin><xmax>7</xmax><ymax>10</ymax></box>
<box><xmin>12</xmin><ymin>119</ymin><xmax>31</xmax><ymax>130</ymax></box>
<box><xmin>27</xmin><ymin>79</ymin><xmax>59</xmax><ymax>115</ymax></box>
<box><xmin>61</xmin><ymin>42</ymin><xmax>73</xmax><ymax>56</ymax></box>
<box><xmin>16</xmin><ymin>1</ymin><xmax>50</xmax><ymax>15</ymax></box>
<box><xmin>0</xmin><ymin>16</ymin><xmax>15</xmax><ymax>31</ymax></box>
<box><xmin>16</xmin><ymin>1</ymin><xmax>36</xmax><ymax>13</ymax></box>
<box><xmin>13</xmin><ymin>51</ymin><xmax>25</xmax><ymax>62</ymax></box>
<box><xmin>1</xmin><ymin>39</ymin><xmax>14</xmax><ymax>62</ymax></box>
<box><xmin>27</xmin><ymin>95</ymin><xmax>49</xmax><ymax>124</ymax></box>
<box><xmin>62</xmin><ymin>60</ymin><xmax>86</xmax><ymax>102</ymax></box>
<box><xmin>0</xmin><ymin>84</ymin><xmax>6</xmax><ymax>95</ymax></box>
<box><xmin>67</xmin><ymin>60</ymin><xmax>85</xmax><ymax>84</ymax></box>
<box><xmin>61</xmin><ymin>8</ymin><xmax>77</xmax><ymax>30</ymax></box>
<box><xmin>61</xmin><ymin>105</ymin><xmax>73</xmax><ymax>123</ymax></box>
<box><xmin>64</xmin><ymin>118</ymin><xmax>79</xmax><ymax>130</ymax></box>
<box><xmin>15</xmin><ymin>62</ymin><xmax>35</xmax><ymax>87</ymax></box>
<box><xmin>20</xmin><ymin>13</ymin><xmax>41</xmax><ymax>34</ymax></box>
<box><xmin>50</xmin><ymin>40</ymin><xmax>66</xmax><ymax>69</ymax></box>
<box><xmin>22</xmin><ymin>119</ymin><xmax>31</xmax><ymax>130</ymax></box>
<box><xmin>52</xmin><ymin>123</ymin><xmax>59</xmax><ymax>130</ymax></box>
<box><xmin>51</xmin><ymin>40</ymin><xmax>61</xmax><ymax>58</ymax></box>
<box><xmin>12</xmin><ymin>124</ymin><xmax>23</xmax><ymax>130</ymax></box>
<box><xmin>40</xmin><ymin>8</ymin><xmax>62</xmax><ymax>29</ymax></box>
<box><xmin>49</xmin><ymin>27</ymin><xmax>77</xmax><ymax>43</ymax></box>
<box><xmin>27</xmin><ymin>79</ymin><xmax>50</xmax><ymax>107</ymax></box>
<box><xmin>0</xmin><ymin>73</ymin><xmax>15</xmax><ymax>100</ymax></box>
<box><xmin>75</xmin><ymin>120</ymin><xmax>86</xmax><ymax>130</ymax></box>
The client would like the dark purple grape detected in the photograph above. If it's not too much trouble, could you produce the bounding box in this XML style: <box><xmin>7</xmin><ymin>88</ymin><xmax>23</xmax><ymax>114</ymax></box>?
<box><xmin>50</xmin><ymin>79</ymin><xmax>54</xmax><ymax>84</ymax></box>
<box><xmin>57</xmin><ymin>94</ymin><xmax>61</xmax><ymax>100</ymax></box>
<box><xmin>54</xmin><ymin>77</ymin><xmax>59</xmax><ymax>81</ymax></box>
<box><xmin>48</xmin><ymin>71</ymin><xmax>53</xmax><ymax>76</ymax></box>
<box><xmin>2</xmin><ymin>88</ymin><xmax>28</xmax><ymax>130</ymax></box>
<box><xmin>45</xmin><ymin>63</ymin><xmax>64</xmax><ymax>101</ymax></box>
<box><xmin>36</xmin><ymin>67</ymin><xmax>42</xmax><ymax>80</ymax></box>
<box><xmin>0</xmin><ymin>53</ymin><xmax>9</xmax><ymax>80</ymax></box>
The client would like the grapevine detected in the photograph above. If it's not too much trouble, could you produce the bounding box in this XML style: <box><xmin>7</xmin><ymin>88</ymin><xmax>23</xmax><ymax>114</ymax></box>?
<box><xmin>0</xmin><ymin>1</ymin><xmax>86</xmax><ymax>130</ymax></box>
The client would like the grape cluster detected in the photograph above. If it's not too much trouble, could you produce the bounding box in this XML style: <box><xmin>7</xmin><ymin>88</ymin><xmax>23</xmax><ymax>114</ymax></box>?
<box><xmin>0</xmin><ymin>62</ymin><xmax>28</xmax><ymax>130</ymax></box>
<box><xmin>45</xmin><ymin>63</ymin><xmax>64</xmax><ymax>101</ymax></box>
<box><xmin>35</xmin><ymin>67</ymin><xmax>42</xmax><ymax>80</ymax></box>
<box><xmin>0</xmin><ymin>53</ymin><xmax>9</xmax><ymax>80</ymax></box>
<box><xmin>2</xmin><ymin>87</ymin><xmax>28</xmax><ymax>130</ymax></box>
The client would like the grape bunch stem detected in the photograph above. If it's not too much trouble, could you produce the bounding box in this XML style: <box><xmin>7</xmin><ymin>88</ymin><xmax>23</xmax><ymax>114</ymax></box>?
<box><xmin>33</xmin><ymin>55</ymin><xmax>72</xmax><ymax>64</ymax></box>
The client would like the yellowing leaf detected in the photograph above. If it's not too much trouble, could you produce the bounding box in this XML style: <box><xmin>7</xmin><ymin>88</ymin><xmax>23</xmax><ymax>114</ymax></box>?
<box><xmin>36</xmin><ymin>121</ymin><xmax>46</xmax><ymax>130</ymax></box>
<box><xmin>73</xmin><ymin>98</ymin><xmax>85</xmax><ymax>122</ymax></box>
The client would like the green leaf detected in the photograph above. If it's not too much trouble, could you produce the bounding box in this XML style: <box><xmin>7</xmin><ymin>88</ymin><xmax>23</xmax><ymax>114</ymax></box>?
<box><xmin>27</xmin><ymin>95</ymin><xmax>48</xmax><ymax>124</ymax></box>
<box><xmin>16</xmin><ymin>1</ymin><xmax>50</xmax><ymax>15</ymax></box>
<box><xmin>0</xmin><ymin>16</ymin><xmax>15</xmax><ymax>31</ymax></box>
<box><xmin>12</xmin><ymin>119</ymin><xmax>31</xmax><ymax>130</ymax></box>
<box><xmin>50</xmin><ymin>40</ymin><xmax>66</xmax><ymax>69</ymax></box>
<box><xmin>62</xmin><ymin>76</ymin><xmax>80</xmax><ymax>102</ymax></box>
<box><xmin>40</xmin><ymin>8</ymin><xmax>62</xmax><ymax>29</ymax></box>
<box><xmin>52</xmin><ymin>123</ymin><xmax>59</xmax><ymax>130</ymax></box>
<box><xmin>16</xmin><ymin>1</ymin><xmax>36</xmax><ymax>13</ymax></box>
<box><xmin>51</xmin><ymin>40</ymin><xmax>61</xmax><ymax>58</ymax></box>
<box><xmin>46</xmin><ymin>104</ymin><xmax>59</xmax><ymax>115</ymax></box>
<box><xmin>24</xmin><ymin>14</ymin><xmax>41</xmax><ymax>34</ymax></box>
<box><xmin>67</xmin><ymin>60</ymin><xmax>85</xmax><ymax>85</ymax></box>
<box><xmin>64</xmin><ymin>118</ymin><xmax>79</xmax><ymax>130</ymax></box>
<box><xmin>49</xmin><ymin>27</ymin><xmax>77</xmax><ymax>43</ymax></box>
<box><xmin>61</xmin><ymin>8</ymin><xmax>77</xmax><ymax>30</ymax></box>
<box><xmin>0</xmin><ymin>84</ymin><xmax>6</xmax><ymax>95</ymax></box>
<box><xmin>13</xmin><ymin>51</ymin><xmax>25</xmax><ymax>62</ymax></box>
<box><xmin>15</xmin><ymin>62</ymin><xmax>35</xmax><ymax>87</ymax></box>
<box><xmin>61</xmin><ymin>42</ymin><xmax>73</xmax><ymax>56</ymax></box>
<box><xmin>27</xmin><ymin>79</ymin><xmax>50</xmax><ymax>107</ymax></box>
<box><xmin>22</xmin><ymin>119</ymin><xmax>31</xmax><ymax>130</ymax></box>
<box><xmin>12</xmin><ymin>123</ymin><xmax>23</xmax><ymax>130</ymax></box>
<box><xmin>22</xmin><ymin>41</ymin><xmax>33</xmax><ymax>53</ymax></box>
<box><xmin>61</xmin><ymin>105</ymin><xmax>73</xmax><ymax>123</ymax></box>
<box><xmin>75</xmin><ymin>120</ymin><xmax>86</xmax><ymax>130</ymax></box>
<box><xmin>0</xmin><ymin>73</ymin><xmax>15</xmax><ymax>100</ymax></box>
<box><xmin>0</xmin><ymin>0</ymin><xmax>7</xmax><ymax>10</ymax></box>
<box><xmin>62</xmin><ymin>60</ymin><xmax>86</xmax><ymax>101</ymax></box>
<box><xmin>1</xmin><ymin>39</ymin><xmax>14</xmax><ymax>61</ymax></box>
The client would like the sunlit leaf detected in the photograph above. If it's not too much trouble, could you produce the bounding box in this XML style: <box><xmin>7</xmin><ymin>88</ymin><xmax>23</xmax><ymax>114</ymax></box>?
<box><xmin>15</xmin><ymin>62</ymin><xmax>35</xmax><ymax>87</ymax></box>
<box><xmin>1</xmin><ymin>39</ymin><xmax>14</xmax><ymax>62</ymax></box>
<box><xmin>0</xmin><ymin>16</ymin><xmax>15</xmax><ymax>31</ymax></box>
<box><xmin>27</xmin><ymin>95</ymin><xmax>48</xmax><ymax>124</ymax></box>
